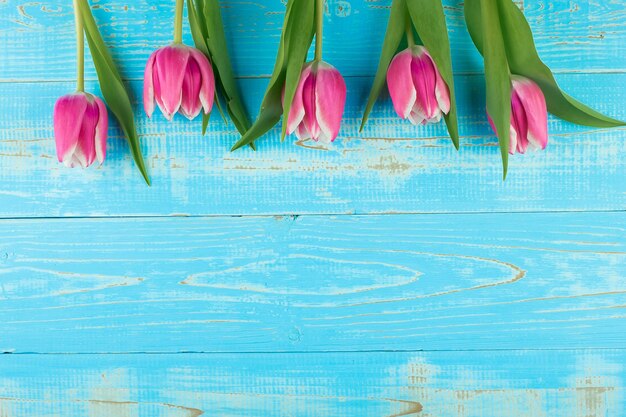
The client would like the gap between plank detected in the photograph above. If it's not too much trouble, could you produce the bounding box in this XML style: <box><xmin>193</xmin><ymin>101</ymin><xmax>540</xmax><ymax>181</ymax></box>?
<box><xmin>3</xmin><ymin>348</ymin><xmax>626</xmax><ymax>356</ymax></box>
<box><xmin>0</xmin><ymin>209</ymin><xmax>624</xmax><ymax>222</ymax></box>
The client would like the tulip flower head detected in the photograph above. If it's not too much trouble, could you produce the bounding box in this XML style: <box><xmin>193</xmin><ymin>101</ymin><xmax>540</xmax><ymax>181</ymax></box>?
<box><xmin>488</xmin><ymin>76</ymin><xmax>548</xmax><ymax>155</ymax></box>
<box><xmin>387</xmin><ymin>46</ymin><xmax>451</xmax><ymax>126</ymax></box>
<box><xmin>53</xmin><ymin>2</ymin><xmax>110</xmax><ymax>169</ymax></box>
<box><xmin>144</xmin><ymin>44</ymin><xmax>215</xmax><ymax>121</ymax></box>
<box><xmin>286</xmin><ymin>60</ymin><xmax>347</xmax><ymax>144</ymax></box>
<box><xmin>53</xmin><ymin>92</ymin><xmax>108</xmax><ymax>168</ymax></box>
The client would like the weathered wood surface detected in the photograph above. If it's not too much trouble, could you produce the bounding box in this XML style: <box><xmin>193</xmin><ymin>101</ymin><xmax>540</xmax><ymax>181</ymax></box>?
<box><xmin>0</xmin><ymin>212</ymin><xmax>624</xmax><ymax>353</ymax></box>
<box><xmin>1</xmin><ymin>1</ymin><xmax>625</xmax><ymax>415</ymax></box>
<box><xmin>0</xmin><ymin>73</ymin><xmax>624</xmax><ymax>217</ymax></box>
<box><xmin>2</xmin><ymin>0</ymin><xmax>625</xmax><ymax>81</ymax></box>
<box><xmin>0</xmin><ymin>1</ymin><xmax>625</xmax><ymax>217</ymax></box>
<box><xmin>0</xmin><ymin>350</ymin><xmax>624</xmax><ymax>416</ymax></box>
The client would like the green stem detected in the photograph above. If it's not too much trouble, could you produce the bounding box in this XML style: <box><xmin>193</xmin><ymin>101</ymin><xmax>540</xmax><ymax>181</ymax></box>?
<box><xmin>173</xmin><ymin>0</ymin><xmax>184</xmax><ymax>44</ymax></box>
<box><xmin>405</xmin><ymin>16</ymin><xmax>415</xmax><ymax>47</ymax></box>
<box><xmin>73</xmin><ymin>0</ymin><xmax>84</xmax><ymax>92</ymax></box>
<box><xmin>314</xmin><ymin>0</ymin><xmax>324</xmax><ymax>61</ymax></box>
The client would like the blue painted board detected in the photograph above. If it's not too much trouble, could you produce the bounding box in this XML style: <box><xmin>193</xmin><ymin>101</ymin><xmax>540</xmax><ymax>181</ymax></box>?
<box><xmin>0</xmin><ymin>350</ymin><xmax>623</xmax><ymax>416</ymax></box>
<box><xmin>0</xmin><ymin>73</ymin><xmax>624</xmax><ymax>217</ymax></box>
<box><xmin>0</xmin><ymin>1</ymin><xmax>624</xmax><ymax>217</ymax></box>
<box><xmin>0</xmin><ymin>212</ymin><xmax>624</xmax><ymax>353</ymax></box>
<box><xmin>1</xmin><ymin>1</ymin><xmax>626</xmax><ymax>413</ymax></box>
<box><xmin>1</xmin><ymin>0</ymin><xmax>624</xmax><ymax>82</ymax></box>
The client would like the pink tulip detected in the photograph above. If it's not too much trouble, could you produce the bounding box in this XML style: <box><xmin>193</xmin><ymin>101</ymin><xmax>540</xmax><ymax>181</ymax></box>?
<box><xmin>143</xmin><ymin>44</ymin><xmax>215</xmax><ymax>121</ymax></box>
<box><xmin>286</xmin><ymin>61</ymin><xmax>347</xmax><ymax>143</ymax></box>
<box><xmin>387</xmin><ymin>46</ymin><xmax>451</xmax><ymax>125</ymax></box>
<box><xmin>488</xmin><ymin>76</ymin><xmax>548</xmax><ymax>154</ymax></box>
<box><xmin>53</xmin><ymin>92</ymin><xmax>108</xmax><ymax>168</ymax></box>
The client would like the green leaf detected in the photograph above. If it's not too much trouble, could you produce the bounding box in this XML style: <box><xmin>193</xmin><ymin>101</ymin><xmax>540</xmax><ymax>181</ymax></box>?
<box><xmin>213</xmin><ymin>91</ymin><xmax>227</xmax><ymax>125</ymax></box>
<box><xmin>202</xmin><ymin>112</ymin><xmax>210</xmax><ymax>136</ymax></box>
<box><xmin>465</xmin><ymin>0</ymin><xmax>511</xmax><ymax>178</ymax></box>
<box><xmin>280</xmin><ymin>0</ymin><xmax>315</xmax><ymax>141</ymax></box>
<box><xmin>360</xmin><ymin>0</ymin><xmax>407</xmax><ymax>132</ymax></box>
<box><xmin>406</xmin><ymin>0</ymin><xmax>459</xmax><ymax>149</ymax></box>
<box><xmin>496</xmin><ymin>0</ymin><xmax>624</xmax><ymax>127</ymax></box>
<box><xmin>231</xmin><ymin>0</ymin><xmax>297</xmax><ymax>151</ymax></box>
<box><xmin>201</xmin><ymin>0</ymin><xmax>254</xmax><ymax>135</ymax></box>
<box><xmin>231</xmin><ymin>101</ymin><xmax>283</xmax><ymax>151</ymax></box>
<box><xmin>188</xmin><ymin>0</ymin><xmax>254</xmax><ymax>150</ymax></box>
<box><xmin>187</xmin><ymin>0</ymin><xmax>210</xmax><ymax>56</ymax></box>
<box><xmin>77</xmin><ymin>0</ymin><xmax>150</xmax><ymax>185</ymax></box>
<box><xmin>194</xmin><ymin>0</ymin><xmax>208</xmax><ymax>39</ymax></box>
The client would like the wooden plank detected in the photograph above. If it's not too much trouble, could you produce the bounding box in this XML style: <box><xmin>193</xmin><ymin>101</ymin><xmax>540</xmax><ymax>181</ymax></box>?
<box><xmin>0</xmin><ymin>74</ymin><xmax>624</xmax><ymax>217</ymax></box>
<box><xmin>1</xmin><ymin>0</ymin><xmax>624</xmax><ymax>82</ymax></box>
<box><xmin>0</xmin><ymin>212</ymin><xmax>625</xmax><ymax>353</ymax></box>
<box><xmin>0</xmin><ymin>350</ymin><xmax>623</xmax><ymax>416</ymax></box>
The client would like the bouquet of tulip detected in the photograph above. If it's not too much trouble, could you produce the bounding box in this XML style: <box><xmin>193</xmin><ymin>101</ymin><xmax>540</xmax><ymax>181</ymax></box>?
<box><xmin>53</xmin><ymin>0</ymin><xmax>149</xmax><ymax>184</ymax></box>
<box><xmin>231</xmin><ymin>0</ymin><xmax>347</xmax><ymax>151</ymax></box>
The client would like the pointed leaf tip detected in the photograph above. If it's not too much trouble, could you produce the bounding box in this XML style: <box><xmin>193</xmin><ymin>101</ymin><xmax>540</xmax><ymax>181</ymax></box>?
<box><xmin>465</xmin><ymin>0</ymin><xmax>511</xmax><ymax>174</ymax></box>
<box><xmin>78</xmin><ymin>0</ymin><xmax>150</xmax><ymax>185</ymax></box>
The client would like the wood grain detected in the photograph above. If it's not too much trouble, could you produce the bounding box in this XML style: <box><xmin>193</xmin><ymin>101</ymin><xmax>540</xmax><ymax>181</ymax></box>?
<box><xmin>0</xmin><ymin>212</ymin><xmax>624</xmax><ymax>353</ymax></box>
<box><xmin>1</xmin><ymin>0</ymin><xmax>624</xmax><ymax>217</ymax></box>
<box><xmin>1</xmin><ymin>1</ymin><xmax>626</xmax><ymax>413</ymax></box>
<box><xmin>0</xmin><ymin>350</ymin><xmax>623</xmax><ymax>416</ymax></box>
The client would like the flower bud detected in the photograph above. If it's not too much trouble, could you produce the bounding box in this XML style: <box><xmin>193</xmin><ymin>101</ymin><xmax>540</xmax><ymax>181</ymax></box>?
<box><xmin>53</xmin><ymin>92</ymin><xmax>108</xmax><ymax>168</ymax></box>
<box><xmin>488</xmin><ymin>76</ymin><xmax>548</xmax><ymax>154</ymax></box>
<box><xmin>387</xmin><ymin>46</ymin><xmax>451</xmax><ymax>125</ymax></box>
<box><xmin>286</xmin><ymin>61</ymin><xmax>347</xmax><ymax>143</ymax></box>
<box><xmin>144</xmin><ymin>44</ymin><xmax>215</xmax><ymax>121</ymax></box>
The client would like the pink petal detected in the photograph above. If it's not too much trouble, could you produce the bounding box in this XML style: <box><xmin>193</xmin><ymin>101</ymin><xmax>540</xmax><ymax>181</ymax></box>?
<box><xmin>509</xmin><ymin>123</ymin><xmax>519</xmax><ymax>155</ymax></box>
<box><xmin>489</xmin><ymin>110</ymin><xmax>522</xmax><ymax>155</ymax></box>
<box><xmin>53</xmin><ymin>93</ymin><xmax>88</xmax><ymax>165</ymax></box>
<box><xmin>287</xmin><ymin>64</ymin><xmax>312</xmax><ymax>135</ymax></box>
<box><xmin>75</xmin><ymin>98</ymin><xmax>100</xmax><ymax>168</ymax></box>
<box><xmin>152</xmin><ymin>64</ymin><xmax>170</xmax><ymax>120</ymax></box>
<box><xmin>488</xmin><ymin>112</ymin><xmax>496</xmax><ymax>134</ymax></box>
<box><xmin>143</xmin><ymin>50</ymin><xmax>158</xmax><ymax>117</ymax></box>
<box><xmin>296</xmin><ymin>123</ymin><xmax>311</xmax><ymax>141</ymax></box>
<box><xmin>94</xmin><ymin>96</ymin><xmax>108</xmax><ymax>165</ymax></box>
<box><xmin>434</xmin><ymin>62</ymin><xmax>451</xmax><ymax>115</ymax></box>
<box><xmin>511</xmin><ymin>90</ymin><xmax>529</xmax><ymax>154</ymax></box>
<box><xmin>302</xmin><ymin>68</ymin><xmax>320</xmax><ymax>140</ymax></box>
<box><xmin>513</xmin><ymin>77</ymin><xmax>548</xmax><ymax>150</ymax></box>
<box><xmin>154</xmin><ymin>45</ymin><xmax>190</xmax><ymax>118</ymax></box>
<box><xmin>411</xmin><ymin>46</ymin><xmax>439</xmax><ymax>120</ymax></box>
<box><xmin>189</xmin><ymin>48</ymin><xmax>215</xmax><ymax>115</ymax></box>
<box><xmin>180</xmin><ymin>57</ymin><xmax>203</xmax><ymax>120</ymax></box>
<box><xmin>409</xmin><ymin>106</ymin><xmax>427</xmax><ymax>125</ymax></box>
<box><xmin>387</xmin><ymin>49</ymin><xmax>416</xmax><ymax>119</ymax></box>
<box><xmin>315</xmin><ymin>61</ymin><xmax>346</xmax><ymax>143</ymax></box>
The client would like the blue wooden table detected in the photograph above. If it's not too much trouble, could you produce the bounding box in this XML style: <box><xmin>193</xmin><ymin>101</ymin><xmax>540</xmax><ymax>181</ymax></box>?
<box><xmin>1</xmin><ymin>1</ymin><xmax>625</xmax><ymax>416</ymax></box>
